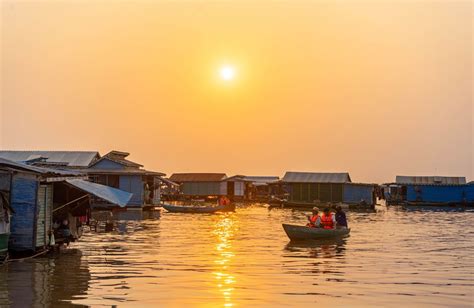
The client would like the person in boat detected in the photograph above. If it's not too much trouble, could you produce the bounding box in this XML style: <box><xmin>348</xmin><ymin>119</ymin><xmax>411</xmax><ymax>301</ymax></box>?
<box><xmin>320</xmin><ymin>207</ymin><xmax>336</xmax><ymax>229</ymax></box>
<box><xmin>306</xmin><ymin>207</ymin><xmax>321</xmax><ymax>228</ymax></box>
<box><xmin>218</xmin><ymin>196</ymin><xmax>231</xmax><ymax>206</ymax></box>
<box><xmin>335</xmin><ymin>205</ymin><xmax>348</xmax><ymax>228</ymax></box>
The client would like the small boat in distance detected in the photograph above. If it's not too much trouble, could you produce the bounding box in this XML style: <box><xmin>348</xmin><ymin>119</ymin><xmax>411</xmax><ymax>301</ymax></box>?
<box><xmin>162</xmin><ymin>203</ymin><xmax>235</xmax><ymax>213</ymax></box>
<box><xmin>282</xmin><ymin>224</ymin><xmax>350</xmax><ymax>241</ymax></box>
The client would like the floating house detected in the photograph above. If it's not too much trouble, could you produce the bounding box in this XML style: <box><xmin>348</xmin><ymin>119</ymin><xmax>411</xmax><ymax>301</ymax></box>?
<box><xmin>243</xmin><ymin>176</ymin><xmax>280</xmax><ymax>199</ymax></box>
<box><xmin>169</xmin><ymin>173</ymin><xmax>227</xmax><ymax>199</ymax></box>
<box><xmin>0</xmin><ymin>159</ymin><xmax>80</xmax><ymax>252</ymax></box>
<box><xmin>223</xmin><ymin>175</ymin><xmax>251</xmax><ymax>200</ymax></box>
<box><xmin>224</xmin><ymin>176</ymin><xmax>280</xmax><ymax>200</ymax></box>
<box><xmin>0</xmin><ymin>150</ymin><xmax>164</xmax><ymax>208</ymax></box>
<box><xmin>383</xmin><ymin>176</ymin><xmax>474</xmax><ymax>206</ymax></box>
<box><xmin>281</xmin><ymin>171</ymin><xmax>376</xmax><ymax>207</ymax></box>
<box><xmin>0</xmin><ymin>158</ymin><xmax>132</xmax><ymax>253</ymax></box>
<box><xmin>83</xmin><ymin>151</ymin><xmax>165</xmax><ymax>208</ymax></box>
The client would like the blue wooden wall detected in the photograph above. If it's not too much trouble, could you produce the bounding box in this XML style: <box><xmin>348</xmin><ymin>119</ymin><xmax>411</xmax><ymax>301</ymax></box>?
<box><xmin>10</xmin><ymin>175</ymin><xmax>38</xmax><ymax>251</ymax></box>
<box><xmin>119</xmin><ymin>175</ymin><xmax>143</xmax><ymax>206</ymax></box>
<box><xmin>406</xmin><ymin>184</ymin><xmax>474</xmax><ymax>203</ymax></box>
<box><xmin>343</xmin><ymin>184</ymin><xmax>374</xmax><ymax>205</ymax></box>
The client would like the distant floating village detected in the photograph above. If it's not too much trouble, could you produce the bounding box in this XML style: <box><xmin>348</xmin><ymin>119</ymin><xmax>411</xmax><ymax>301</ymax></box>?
<box><xmin>0</xmin><ymin>149</ymin><xmax>473</xmax><ymax>259</ymax></box>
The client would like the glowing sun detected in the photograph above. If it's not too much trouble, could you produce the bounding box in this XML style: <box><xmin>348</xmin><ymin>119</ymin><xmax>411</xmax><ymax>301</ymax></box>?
<box><xmin>219</xmin><ymin>65</ymin><xmax>235</xmax><ymax>81</ymax></box>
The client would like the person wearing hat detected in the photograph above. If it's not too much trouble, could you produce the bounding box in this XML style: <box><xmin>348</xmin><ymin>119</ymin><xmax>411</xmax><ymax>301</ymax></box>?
<box><xmin>306</xmin><ymin>207</ymin><xmax>321</xmax><ymax>228</ymax></box>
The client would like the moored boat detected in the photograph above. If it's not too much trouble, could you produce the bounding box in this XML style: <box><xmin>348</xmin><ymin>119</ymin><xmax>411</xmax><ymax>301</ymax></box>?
<box><xmin>282</xmin><ymin>223</ymin><xmax>350</xmax><ymax>240</ymax></box>
<box><xmin>162</xmin><ymin>203</ymin><xmax>235</xmax><ymax>213</ymax></box>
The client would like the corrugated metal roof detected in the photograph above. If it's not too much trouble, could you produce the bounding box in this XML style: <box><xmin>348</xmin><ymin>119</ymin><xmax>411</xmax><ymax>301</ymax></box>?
<box><xmin>396</xmin><ymin>176</ymin><xmax>466</xmax><ymax>185</ymax></box>
<box><xmin>282</xmin><ymin>172</ymin><xmax>351</xmax><ymax>183</ymax></box>
<box><xmin>0</xmin><ymin>151</ymin><xmax>99</xmax><ymax>167</ymax></box>
<box><xmin>90</xmin><ymin>151</ymin><xmax>143</xmax><ymax>168</ymax></box>
<box><xmin>224</xmin><ymin>175</ymin><xmax>250</xmax><ymax>182</ymax></box>
<box><xmin>83</xmin><ymin>168</ymin><xmax>165</xmax><ymax>176</ymax></box>
<box><xmin>0</xmin><ymin>158</ymin><xmax>83</xmax><ymax>176</ymax></box>
<box><xmin>65</xmin><ymin>179</ymin><xmax>132</xmax><ymax>207</ymax></box>
<box><xmin>159</xmin><ymin>178</ymin><xmax>179</xmax><ymax>186</ymax></box>
<box><xmin>244</xmin><ymin>176</ymin><xmax>280</xmax><ymax>185</ymax></box>
<box><xmin>170</xmin><ymin>173</ymin><xmax>227</xmax><ymax>182</ymax></box>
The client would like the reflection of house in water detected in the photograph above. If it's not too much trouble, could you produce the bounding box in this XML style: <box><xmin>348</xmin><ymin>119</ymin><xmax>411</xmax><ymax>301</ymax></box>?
<box><xmin>2</xmin><ymin>250</ymin><xmax>90</xmax><ymax>307</ymax></box>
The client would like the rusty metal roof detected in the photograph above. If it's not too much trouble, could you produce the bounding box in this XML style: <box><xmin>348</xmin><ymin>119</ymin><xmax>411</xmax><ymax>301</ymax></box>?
<box><xmin>243</xmin><ymin>176</ymin><xmax>280</xmax><ymax>185</ymax></box>
<box><xmin>282</xmin><ymin>172</ymin><xmax>351</xmax><ymax>183</ymax></box>
<box><xmin>0</xmin><ymin>151</ymin><xmax>99</xmax><ymax>167</ymax></box>
<box><xmin>83</xmin><ymin>168</ymin><xmax>165</xmax><ymax>176</ymax></box>
<box><xmin>396</xmin><ymin>176</ymin><xmax>466</xmax><ymax>185</ymax></box>
<box><xmin>170</xmin><ymin>173</ymin><xmax>227</xmax><ymax>182</ymax></box>
<box><xmin>0</xmin><ymin>158</ymin><xmax>84</xmax><ymax>176</ymax></box>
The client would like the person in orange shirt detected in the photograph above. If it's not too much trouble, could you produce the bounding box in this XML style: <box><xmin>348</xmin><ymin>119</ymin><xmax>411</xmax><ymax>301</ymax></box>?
<box><xmin>320</xmin><ymin>207</ymin><xmax>336</xmax><ymax>229</ymax></box>
<box><xmin>306</xmin><ymin>207</ymin><xmax>321</xmax><ymax>228</ymax></box>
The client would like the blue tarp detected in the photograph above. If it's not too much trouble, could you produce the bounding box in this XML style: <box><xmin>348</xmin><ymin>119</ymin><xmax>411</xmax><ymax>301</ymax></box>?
<box><xmin>406</xmin><ymin>184</ymin><xmax>474</xmax><ymax>203</ymax></box>
<box><xmin>10</xmin><ymin>176</ymin><xmax>38</xmax><ymax>251</ymax></box>
<box><xmin>66</xmin><ymin>179</ymin><xmax>132</xmax><ymax>207</ymax></box>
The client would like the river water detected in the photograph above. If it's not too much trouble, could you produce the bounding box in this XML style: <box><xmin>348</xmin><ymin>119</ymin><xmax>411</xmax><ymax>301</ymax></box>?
<box><xmin>0</xmin><ymin>204</ymin><xmax>472</xmax><ymax>307</ymax></box>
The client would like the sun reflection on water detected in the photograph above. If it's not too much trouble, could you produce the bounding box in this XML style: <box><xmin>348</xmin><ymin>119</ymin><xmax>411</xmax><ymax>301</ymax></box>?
<box><xmin>212</xmin><ymin>214</ymin><xmax>237</xmax><ymax>307</ymax></box>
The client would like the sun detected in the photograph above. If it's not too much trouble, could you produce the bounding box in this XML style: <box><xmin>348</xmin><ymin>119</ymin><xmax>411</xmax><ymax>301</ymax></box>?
<box><xmin>219</xmin><ymin>65</ymin><xmax>235</xmax><ymax>81</ymax></box>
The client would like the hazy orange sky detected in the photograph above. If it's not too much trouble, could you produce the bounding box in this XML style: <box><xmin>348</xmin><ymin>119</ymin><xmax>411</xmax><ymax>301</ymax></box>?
<box><xmin>1</xmin><ymin>1</ymin><xmax>472</xmax><ymax>183</ymax></box>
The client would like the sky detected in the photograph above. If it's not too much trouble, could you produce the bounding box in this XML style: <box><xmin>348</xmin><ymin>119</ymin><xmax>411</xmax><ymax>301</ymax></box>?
<box><xmin>0</xmin><ymin>0</ymin><xmax>472</xmax><ymax>183</ymax></box>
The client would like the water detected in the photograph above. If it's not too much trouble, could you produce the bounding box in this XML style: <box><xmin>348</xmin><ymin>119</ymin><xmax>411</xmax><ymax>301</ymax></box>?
<box><xmin>0</xmin><ymin>205</ymin><xmax>473</xmax><ymax>307</ymax></box>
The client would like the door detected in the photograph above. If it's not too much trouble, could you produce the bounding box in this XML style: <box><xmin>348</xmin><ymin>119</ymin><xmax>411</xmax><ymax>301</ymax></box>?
<box><xmin>36</xmin><ymin>185</ymin><xmax>46</xmax><ymax>248</ymax></box>
<box><xmin>36</xmin><ymin>185</ymin><xmax>52</xmax><ymax>248</ymax></box>
<box><xmin>227</xmin><ymin>182</ymin><xmax>235</xmax><ymax>197</ymax></box>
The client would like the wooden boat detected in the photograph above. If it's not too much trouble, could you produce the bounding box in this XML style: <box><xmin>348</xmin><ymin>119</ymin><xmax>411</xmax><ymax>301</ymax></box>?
<box><xmin>282</xmin><ymin>223</ymin><xmax>350</xmax><ymax>240</ymax></box>
<box><xmin>162</xmin><ymin>203</ymin><xmax>235</xmax><ymax>213</ymax></box>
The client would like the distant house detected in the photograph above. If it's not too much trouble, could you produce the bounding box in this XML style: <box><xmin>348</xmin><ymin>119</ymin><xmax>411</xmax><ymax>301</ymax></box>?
<box><xmin>383</xmin><ymin>175</ymin><xmax>473</xmax><ymax>206</ymax></box>
<box><xmin>224</xmin><ymin>176</ymin><xmax>279</xmax><ymax>200</ymax></box>
<box><xmin>169</xmin><ymin>173</ymin><xmax>227</xmax><ymax>198</ymax></box>
<box><xmin>244</xmin><ymin>176</ymin><xmax>280</xmax><ymax>199</ymax></box>
<box><xmin>84</xmin><ymin>151</ymin><xmax>165</xmax><ymax>207</ymax></box>
<box><xmin>281</xmin><ymin>171</ymin><xmax>376</xmax><ymax>206</ymax></box>
<box><xmin>223</xmin><ymin>175</ymin><xmax>251</xmax><ymax>200</ymax></box>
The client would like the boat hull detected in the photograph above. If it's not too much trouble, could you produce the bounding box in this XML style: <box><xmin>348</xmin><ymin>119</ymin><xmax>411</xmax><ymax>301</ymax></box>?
<box><xmin>282</xmin><ymin>224</ymin><xmax>350</xmax><ymax>240</ymax></box>
<box><xmin>162</xmin><ymin>203</ymin><xmax>235</xmax><ymax>213</ymax></box>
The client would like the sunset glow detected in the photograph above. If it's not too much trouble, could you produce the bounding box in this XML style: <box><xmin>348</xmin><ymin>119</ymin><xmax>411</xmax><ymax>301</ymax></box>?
<box><xmin>0</xmin><ymin>1</ymin><xmax>472</xmax><ymax>307</ymax></box>
<box><xmin>219</xmin><ymin>66</ymin><xmax>235</xmax><ymax>81</ymax></box>
<box><xmin>1</xmin><ymin>1</ymin><xmax>472</xmax><ymax>182</ymax></box>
